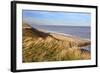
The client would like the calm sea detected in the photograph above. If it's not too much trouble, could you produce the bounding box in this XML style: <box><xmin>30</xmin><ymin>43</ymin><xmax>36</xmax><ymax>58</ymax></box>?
<box><xmin>30</xmin><ymin>24</ymin><xmax>91</xmax><ymax>51</ymax></box>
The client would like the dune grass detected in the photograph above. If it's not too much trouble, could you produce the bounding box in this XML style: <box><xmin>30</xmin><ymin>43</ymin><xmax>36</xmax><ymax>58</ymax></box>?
<box><xmin>22</xmin><ymin>23</ymin><xmax>91</xmax><ymax>62</ymax></box>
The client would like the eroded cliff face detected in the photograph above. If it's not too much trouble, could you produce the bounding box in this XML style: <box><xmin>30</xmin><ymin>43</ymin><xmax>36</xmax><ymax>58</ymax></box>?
<box><xmin>22</xmin><ymin>23</ymin><xmax>91</xmax><ymax>62</ymax></box>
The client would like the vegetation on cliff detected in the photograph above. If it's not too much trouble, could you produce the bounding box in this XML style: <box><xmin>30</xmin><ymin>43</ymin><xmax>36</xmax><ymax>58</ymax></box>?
<box><xmin>22</xmin><ymin>23</ymin><xmax>91</xmax><ymax>62</ymax></box>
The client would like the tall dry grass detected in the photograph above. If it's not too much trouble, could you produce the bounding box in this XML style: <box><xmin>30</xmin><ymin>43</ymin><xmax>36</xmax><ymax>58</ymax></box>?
<box><xmin>22</xmin><ymin>23</ymin><xmax>91</xmax><ymax>62</ymax></box>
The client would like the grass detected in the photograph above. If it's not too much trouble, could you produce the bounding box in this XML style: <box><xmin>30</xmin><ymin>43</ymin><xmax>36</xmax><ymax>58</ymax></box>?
<box><xmin>22</xmin><ymin>23</ymin><xmax>91</xmax><ymax>62</ymax></box>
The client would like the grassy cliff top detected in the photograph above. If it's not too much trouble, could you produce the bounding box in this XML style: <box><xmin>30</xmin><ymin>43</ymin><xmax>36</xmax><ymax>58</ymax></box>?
<box><xmin>22</xmin><ymin>23</ymin><xmax>91</xmax><ymax>62</ymax></box>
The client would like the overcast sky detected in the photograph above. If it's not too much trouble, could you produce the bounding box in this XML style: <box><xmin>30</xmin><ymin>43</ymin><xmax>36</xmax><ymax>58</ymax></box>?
<box><xmin>22</xmin><ymin>10</ymin><xmax>91</xmax><ymax>26</ymax></box>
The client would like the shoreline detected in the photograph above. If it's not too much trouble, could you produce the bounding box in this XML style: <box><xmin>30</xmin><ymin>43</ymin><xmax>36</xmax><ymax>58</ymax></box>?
<box><xmin>37</xmin><ymin>28</ymin><xmax>90</xmax><ymax>41</ymax></box>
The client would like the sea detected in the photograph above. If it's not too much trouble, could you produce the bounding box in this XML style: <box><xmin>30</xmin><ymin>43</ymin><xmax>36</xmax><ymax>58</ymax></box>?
<box><xmin>30</xmin><ymin>24</ymin><xmax>91</xmax><ymax>51</ymax></box>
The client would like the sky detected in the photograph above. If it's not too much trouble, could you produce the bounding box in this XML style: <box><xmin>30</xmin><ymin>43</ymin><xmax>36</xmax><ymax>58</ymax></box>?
<box><xmin>22</xmin><ymin>10</ymin><xmax>91</xmax><ymax>26</ymax></box>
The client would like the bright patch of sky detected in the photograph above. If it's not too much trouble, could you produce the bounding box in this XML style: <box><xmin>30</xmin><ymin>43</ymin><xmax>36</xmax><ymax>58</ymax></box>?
<box><xmin>23</xmin><ymin>10</ymin><xmax>91</xmax><ymax>26</ymax></box>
